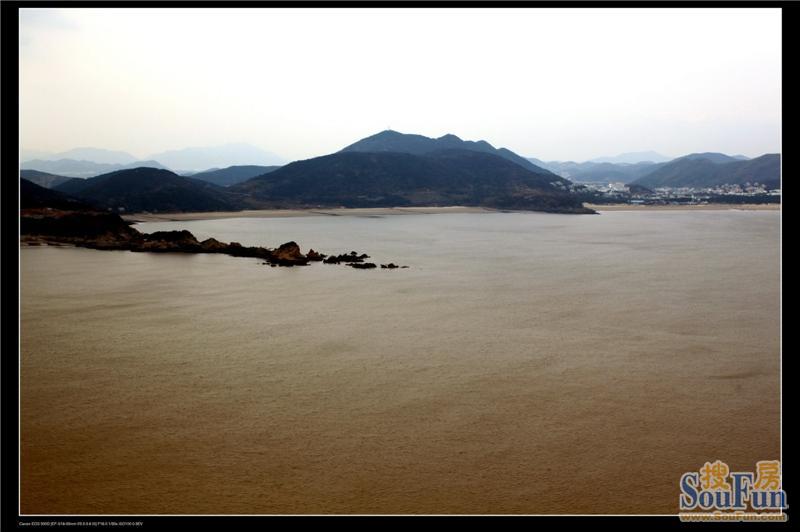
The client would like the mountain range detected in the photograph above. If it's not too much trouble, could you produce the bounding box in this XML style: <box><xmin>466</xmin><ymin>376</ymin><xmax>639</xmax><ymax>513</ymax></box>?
<box><xmin>19</xmin><ymin>130</ymin><xmax>780</xmax><ymax>214</ymax></box>
<box><xmin>530</xmin><ymin>151</ymin><xmax>778</xmax><ymax>189</ymax></box>
<box><xmin>35</xmin><ymin>131</ymin><xmax>589</xmax><ymax>213</ymax></box>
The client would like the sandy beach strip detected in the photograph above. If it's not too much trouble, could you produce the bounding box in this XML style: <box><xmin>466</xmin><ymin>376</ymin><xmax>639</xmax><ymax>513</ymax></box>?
<box><xmin>586</xmin><ymin>203</ymin><xmax>781</xmax><ymax>211</ymax></box>
<box><xmin>123</xmin><ymin>206</ymin><xmax>499</xmax><ymax>222</ymax></box>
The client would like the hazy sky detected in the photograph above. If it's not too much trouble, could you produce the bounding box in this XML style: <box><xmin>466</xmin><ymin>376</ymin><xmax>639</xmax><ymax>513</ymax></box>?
<box><xmin>20</xmin><ymin>7</ymin><xmax>781</xmax><ymax>162</ymax></box>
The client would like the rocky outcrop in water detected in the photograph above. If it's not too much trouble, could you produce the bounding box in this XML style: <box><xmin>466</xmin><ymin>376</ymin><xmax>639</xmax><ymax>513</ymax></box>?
<box><xmin>349</xmin><ymin>262</ymin><xmax>377</xmax><ymax>269</ymax></box>
<box><xmin>20</xmin><ymin>208</ymin><xmax>406</xmax><ymax>270</ymax></box>
<box><xmin>271</xmin><ymin>241</ymin><xmax>309</xmax><ymax>266</ymax></box>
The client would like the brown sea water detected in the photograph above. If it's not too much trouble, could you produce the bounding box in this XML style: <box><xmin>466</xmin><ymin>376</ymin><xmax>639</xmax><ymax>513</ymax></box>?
<box><xmin>20</xmin><ymin>210</ymin><xmax>781</xmax><ymax>514</ymax></box>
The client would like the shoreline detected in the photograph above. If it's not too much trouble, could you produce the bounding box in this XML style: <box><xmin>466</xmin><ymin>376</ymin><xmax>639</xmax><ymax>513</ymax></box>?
<box><xmin>123</xmin><ymin>206</ymin><xmax>500</xmax><ymax>222</ymax></box>
<box><xmin>123</xmin><ymin>203</ymin><xmax>781</xmax><ymax>222</ymax></box>
<box><xmin>586</xmin><ymin>203</ymin><xmax>780</xmax><ymax>212</ymax></box>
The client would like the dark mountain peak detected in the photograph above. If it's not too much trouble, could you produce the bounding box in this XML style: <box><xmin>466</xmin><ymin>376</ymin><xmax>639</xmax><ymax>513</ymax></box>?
<box><xmin>232</xmin><ymin>149</ymin><xmax>589</xmax><ymax>213</ymax></box>
<box><xmin>369</xmin><ymin>129</ymin><xmax>408</xmax><ymax>140</ymax></box>
<box><xmin>105</xmin><ymin>166</ymin><xmax>177</xmax><ymax>178</ymax></box>
<box><xmin>341</xmin><ymin>130</ymin><xmax>552</xmax><ymax>175</ymax></box>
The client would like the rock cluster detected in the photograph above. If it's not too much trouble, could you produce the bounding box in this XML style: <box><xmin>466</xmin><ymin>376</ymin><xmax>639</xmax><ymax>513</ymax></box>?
<box><xmin>306</xmin><ymin>249</ymin><xmax>325</xmax><ymax>261</ymax></box>
<box><xmin>323</xmin><ymin>251</ymin><xmax>370</xmax><ymax>264</ymax></box>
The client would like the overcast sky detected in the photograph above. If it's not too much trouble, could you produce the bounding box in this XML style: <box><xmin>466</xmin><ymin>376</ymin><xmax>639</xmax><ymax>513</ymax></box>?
<box><xmin>20</xmin><ymin>7</ymin><xmax>781</xmax><ymax>162</ymax></box>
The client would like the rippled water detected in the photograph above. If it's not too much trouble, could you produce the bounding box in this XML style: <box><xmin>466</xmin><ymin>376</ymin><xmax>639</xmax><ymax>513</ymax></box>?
<box><xmin>20</xmin><ymin>210</ymin><xmax>781</xmax><ymax>514</ymax></box>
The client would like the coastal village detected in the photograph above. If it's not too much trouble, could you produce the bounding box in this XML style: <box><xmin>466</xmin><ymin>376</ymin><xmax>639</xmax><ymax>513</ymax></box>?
<box><xmin>580</xmin><ymin>181</ymin><xmax>781</xmax><ymax>206</ymax></box>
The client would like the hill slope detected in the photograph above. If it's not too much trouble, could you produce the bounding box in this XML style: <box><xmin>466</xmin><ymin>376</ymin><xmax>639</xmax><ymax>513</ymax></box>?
<box><xmin>234</xmin><ymin>149</ymin><xmax>590</xmax><ymax>213</ymax></box>
<box><xmin>22</xmin><ymin>158</ymin><xmax>170</xmax><ymax>178</ymax></box>
<box><xmin>54</xmin><ymin>167</ymin><xmax>244</xmax><ymax>212</ymax></box>
<box><xmin>632</xmin><ymin>154</ymin><xmax>780</xmax><ymax>189</ymax></box>
<box><xmin>190</xmin><ymin>165</ymin><xmax>281</xmax><ymax>187</ymax></box>
<box><xmin>341</xmin><ymin>130</ymin><xmax>550</xmax><ymax>175</ymax></box>
<box><xmin>20</xmin><ymin>169</ymin><xmax>72</xmax><ymax>189</ymax></box>
<box><xmin>21</xmin><ymin>178</ymin><xmax>94</xmax><ymax>210</ymax></box>
<box><xmin>680</xmin><ymin>152</ymin><xmax>742</xmax><ymax>164</ymax></box>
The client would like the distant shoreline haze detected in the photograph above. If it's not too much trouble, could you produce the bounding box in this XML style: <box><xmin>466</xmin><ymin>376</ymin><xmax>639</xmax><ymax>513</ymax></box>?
<box><xmin>21</xmin><ymin>143</ymin><xmax>286</xmax><ymax>175</ymax></box>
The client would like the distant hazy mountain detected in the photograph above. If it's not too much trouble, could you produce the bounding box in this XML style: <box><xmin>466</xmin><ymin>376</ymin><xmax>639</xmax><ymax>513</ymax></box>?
<box><xmin>341</xmin><ymin>130</ymin><xmax>549</xmax><ymax>174</ymax></box>
<box><xmin>22</xmin><ymin>143</ymin><xmax>285</xmax><ymax>175</ymax></box>
<box><xmin>22</xmin><ymin>159</ymin><xmax>170</xmax><ymax>178</ymax></box>
<box><xmin>21</xmin><ymin>147</ymin><xmax>139</xmax><ymax>165</ymax></box>
<box><xmin>588</xmin><ymin>151</ymin><xmax>671</xmax><ymax>164</ymax></box>
<box><xmin>20</xmin><ymin>169</ymin><xmax>72</xmax><ymax>189</ymax></box>
<box><xmin>233</xmin><ymin>149</ymin><xmax>591</xmax><ymax>213</ymax></box>
<box><xmin>631</xmin><ymin>153</ymin><xmax>780</xmax><ymax>189</ymax></box>
<box><xmin>190</xmin><ymin>165</ymin><xmax>281</xmax><ymax>187</ymax></box>
<box><xmin>54</xmin><ymin>167</ymin><xmax>243</xmax><ymax>212</ymax></box>
<box><xmin>526</xmin><ymin>157</ymin><xmax>549</xmax><ymax>169</ymax></box>
<box><xmin>20</xmin><ymin>149</ymin><xmax>55</xmax><ymax>161</ymax></box>
<box><xmin>528</xmin><ymin>159</ymin><xmax>658</xmax><ymax>183</ymax></box>
<box><xmin>147</xmin><ymin>143</ymin><xmax>284</xmax><ymax>173</ymax></box>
